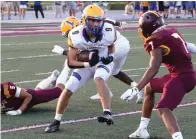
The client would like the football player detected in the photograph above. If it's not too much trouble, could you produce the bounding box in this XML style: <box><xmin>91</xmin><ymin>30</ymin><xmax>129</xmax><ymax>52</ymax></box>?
<box><xmin>1</xmin><ymin>71</ymin><xmax>63</xmax><ymax>115</ymax></box>
<box><xmin>45</xmin><ymin>4</ymin><xmax>118</xmax><ymax>133</ymax></box>
<box><xmin>121</xmin><ymin>11</ymin><xmax>196</xmax><ymax>139</ymax></box>
<box><xmin>53</xmin><ymin>16</ymin><xmax>143</xmax><ymax>103</ymax></box>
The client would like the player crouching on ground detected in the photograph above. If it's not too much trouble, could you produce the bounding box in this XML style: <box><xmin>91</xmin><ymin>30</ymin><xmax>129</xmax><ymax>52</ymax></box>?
<box><xmin>1</xmin><ymin>70</ymin><xmax>64</xmax><ymax>115</ymax></box>
<box><xmin>121</xmin><ymin>11</ymin><xmax>196</xmax><ymax>139</ymax></box>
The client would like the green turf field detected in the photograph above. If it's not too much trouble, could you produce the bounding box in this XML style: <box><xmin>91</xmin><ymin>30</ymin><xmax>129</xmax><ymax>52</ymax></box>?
<box><xmin>1</xmin><ymin>28</ymin><xmax>196</xmax><ymax>139</ymax></box>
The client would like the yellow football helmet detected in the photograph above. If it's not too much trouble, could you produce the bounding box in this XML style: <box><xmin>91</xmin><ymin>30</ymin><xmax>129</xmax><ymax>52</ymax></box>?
<box><xmin>61</xmin><ymin>16</ymin><xmax>80</xmax><ymax>38</ymax></box>
<box><xmin>83</xmin><ymin>4</ymin><xmax>105</xmax><ymax>36</ymax></box>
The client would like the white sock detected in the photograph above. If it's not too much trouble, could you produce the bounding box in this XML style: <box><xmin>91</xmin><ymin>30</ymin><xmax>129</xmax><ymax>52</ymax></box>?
<box><xmin>55</xmin><ymin>113</ymin><xmax>62</xmax><ymax>121</ymax></box>
<box><xmin>35</xmin><ymin>76</ymin><xmax>55</xmax><ymax>89</ymax></box>
<box><xmin>56</xmin><ymin>63</ymin><xmax>70</xmax><ymax>86</ymax></box>
<box><xmin>139</xmin><ymin>117</ymin><xmax>150</xmax><ymax>129</ymax></box>
<box><xmin>103</xmin><ymin>109</ymin><xmax>111</xmax><ymax>112</ymax></box>
<box><xmin>186</xmin><ymin>42</ymin><xmax>196</xmax><ymax>54</ymax></box>
<box><xmin>172</xmin><ymin>132</ymin><xmax>183</xmax><ymax>139</ymax></box>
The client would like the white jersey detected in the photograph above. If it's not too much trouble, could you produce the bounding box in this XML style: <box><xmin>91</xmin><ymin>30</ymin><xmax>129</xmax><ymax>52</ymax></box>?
<box><xmin>68</xmin><ymin>23</ymin><xmax>116</xmax><ymax>57</ymax></box>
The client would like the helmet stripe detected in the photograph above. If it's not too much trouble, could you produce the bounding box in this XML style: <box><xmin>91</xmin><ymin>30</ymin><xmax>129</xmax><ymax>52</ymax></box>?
<box><xmin>148</xmin><ymin>11</ymin><xmax>161</xmax><ymax>17</ymax></box>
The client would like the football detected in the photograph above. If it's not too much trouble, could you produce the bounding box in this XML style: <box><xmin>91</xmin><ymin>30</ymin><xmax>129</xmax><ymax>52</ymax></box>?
<box><xmin>77</xmin><ymin>50</ymin><xmax>91</xmax><ymax>62</ymax></box>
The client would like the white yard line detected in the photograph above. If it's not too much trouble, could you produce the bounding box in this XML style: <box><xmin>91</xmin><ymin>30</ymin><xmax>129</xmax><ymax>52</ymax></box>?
<box><xmin>1</xmin><ymin>102</ymin><xmax>195</xmax><ymax>134</ymax></box>
<box><xmin>15</xmin><ymin>79</ymin><xmax>43</xmax><ymax>84</ymax></box>
<box><xmin>1</xmin><ymin>54</ymin><xmax>57</xmax><ymax>60</ymax></box>
<box><xmin>1</xmin><ymin>70</ymin><xmax>19</xmax><ymax>73</ymax></box>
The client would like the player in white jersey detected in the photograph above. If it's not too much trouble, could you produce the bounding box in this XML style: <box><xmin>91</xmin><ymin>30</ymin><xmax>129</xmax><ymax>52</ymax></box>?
<box><xmin>53</xmin><ymin>16</ymin><xmax>143</xmax><ymax>103</ymax></box>
<box><xmin>45</xmin><ymin>4</ymin><xmax>116</xmax><ymax>133</ymax></box>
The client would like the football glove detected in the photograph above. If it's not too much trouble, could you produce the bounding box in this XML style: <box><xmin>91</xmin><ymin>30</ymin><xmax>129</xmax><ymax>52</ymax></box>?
<box><xmin>89</xmin><ymin>50</ymin><xmax>99</xmax><ymax>67</ymax></box>
<box><xmin>52</xmin><ymin>45</ymin><xmax>65</xmax><ymax>55</ymax></box>
<box><xmin>119</xmin><ymin>21</ymin><xmax>127</xmax><ymax>29</ymax></box>
<box><xmin>120</xmin><ymin>87</ymin><xmax>139</xmax><ymax>102</ymax></box>
<box><xmin>6</xmin><ymin>110</ymin><xmax>22</xmax><ymax>116</ymax></box>
<box><xmin>101</xmin><ymin>56</ymin><xmax>114</xmax><ymax>65</ymax></box>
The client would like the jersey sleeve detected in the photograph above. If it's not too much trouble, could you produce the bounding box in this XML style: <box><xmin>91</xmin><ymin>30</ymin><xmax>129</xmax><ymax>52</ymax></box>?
<box><xmin>144</xmin><ymin>35</ymin><xmax>163</xmax><ymax>53</ymax></box>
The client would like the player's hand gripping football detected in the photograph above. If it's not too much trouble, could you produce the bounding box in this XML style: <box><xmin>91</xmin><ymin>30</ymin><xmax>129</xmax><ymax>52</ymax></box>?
<box><xmin>52</xmin><ymin>45</ymin><xmax>65</xmax><ymax>55</ymax></box>
<box><xmin>89</xmin><ymin>50</ymin><xmax>100</xmax><ymax>67</ymax></box>
<box><xmin>120</xmin><ymin>87</ymin><xmax>140</xmax><ymax>102</ymax></box>
<box><xmin>101</xmin><ymin>55</ymin><xmax>114</xmax><ymax>65</ymax></box>
<box><xmin>6</xmin><ymin>110</ymin><xmax>22</xmax><ymax>116</ymax></box>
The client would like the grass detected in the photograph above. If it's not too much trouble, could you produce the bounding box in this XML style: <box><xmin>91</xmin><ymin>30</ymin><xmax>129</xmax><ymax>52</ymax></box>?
<box><xmin>1</xmin><ymin>27</ymin><xmax>196</xmax><ymax>139</ymax></box>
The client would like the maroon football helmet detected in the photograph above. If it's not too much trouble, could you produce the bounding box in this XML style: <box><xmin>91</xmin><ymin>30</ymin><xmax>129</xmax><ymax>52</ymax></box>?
<box><xmin>138</xmin><ymin>11</ymin><xmax>165</xmax><ymax>39</ymax></box>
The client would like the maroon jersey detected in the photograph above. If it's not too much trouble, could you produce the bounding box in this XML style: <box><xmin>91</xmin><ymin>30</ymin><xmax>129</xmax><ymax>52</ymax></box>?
<box><xmin>144</xmin><ymin>28</ymin><xmax>194</xmax><ymax>75</ymax></box>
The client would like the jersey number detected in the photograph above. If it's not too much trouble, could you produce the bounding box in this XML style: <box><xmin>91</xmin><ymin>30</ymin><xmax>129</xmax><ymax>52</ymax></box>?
<box><xmin>105</xmin><ymin>28</ymin><xmax>112</xmax><ymax>31</ymax></box>
<box><xmin>171</xmin><ymin>33</ymin><xmax>189</xmax><ymax>53</ymax></box>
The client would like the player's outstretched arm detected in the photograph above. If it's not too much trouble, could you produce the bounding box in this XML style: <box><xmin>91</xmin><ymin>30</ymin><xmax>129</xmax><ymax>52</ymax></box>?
<box><xmin>17</xmin><ymin>89</ymin><xmax>32</xmax><ymax>112</ymax></box>
<box><xmin>186</xmin><ymin>42</ymin><xmax>196</xmax><ymax>54</ymax></box>
<box><xmin>6</xmin><ymin>89</ymin><xmax>32</xmax><ymax>115</ymax></box>
<box><xmin>104</xmin><ymin>18</ymin><xmax>127</xmax><ymax>28</ymax></box>
<box><xmin>121</xmin><ymin>48</ymin><xmax>162</xmax><ymax>102</ymax></box>
<box><xmin>137</xmin><ymin>48</ymin><xmax>162</xmax><ymax>90</ymax></box>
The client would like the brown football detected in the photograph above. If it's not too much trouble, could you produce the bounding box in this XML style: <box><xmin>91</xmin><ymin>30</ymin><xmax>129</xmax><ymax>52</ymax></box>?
<box><xmin>77</xmin><ymin>50</ymin><xmax>90</xmax><ymax>62</ymax></box>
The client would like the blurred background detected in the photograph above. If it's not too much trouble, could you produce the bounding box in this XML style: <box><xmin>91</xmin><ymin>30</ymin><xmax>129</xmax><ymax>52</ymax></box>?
<box><xmin>1</xmin><ymin>1</ymin><xmax>196</xmax><ymax>22</ymax></box>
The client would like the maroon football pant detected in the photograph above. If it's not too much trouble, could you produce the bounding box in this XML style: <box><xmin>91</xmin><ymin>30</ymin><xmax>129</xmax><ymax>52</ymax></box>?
<box><xmin>28</xmin><ymin>87</ymin><xmax>62</xmax><ymax>106</ymax></box>
<box><xmin>150</xmin><ymin>72</ymin><xmax>196</xmax><ymax>111</ymax></box>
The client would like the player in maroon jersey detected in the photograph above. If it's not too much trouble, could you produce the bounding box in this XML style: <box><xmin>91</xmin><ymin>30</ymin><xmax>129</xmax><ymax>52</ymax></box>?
<box><xmin>1</xmin><ymin>81</ymin><xmax>63</xmax><ymax>115</ymax></box>
<box><xmin>121</xmin><ymin>11</ymin><xmax>196</xmax><ymax>139</ymax></box>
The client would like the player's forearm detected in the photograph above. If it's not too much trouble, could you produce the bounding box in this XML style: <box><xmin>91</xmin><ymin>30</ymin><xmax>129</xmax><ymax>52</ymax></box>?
<box><xmin>19</xmin><ymin>95</ymin><xmax>32</xmax><ymax>112</ymax></box>
<box><xmin>137</xmin><ymin>67</ymin><xmax>159</xmax><ymax>91</ymax></box>
<box><xmin>104</xmin><ymin>18</ymin><xmax>121</xmax><ymax>27</ymax></box>
<box><xmin>67</xmin><ymin>59</ymin><xmax>86</xmax><ymax>69</ymax></box>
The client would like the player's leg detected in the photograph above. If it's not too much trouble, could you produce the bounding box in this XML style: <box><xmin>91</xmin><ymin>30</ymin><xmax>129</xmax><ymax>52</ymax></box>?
<box><xmin>35</xmin><ymin>70</ymin><xmax>60</xmax><ymax>90</ymax></box>
<box><xmin>56</xmin><ymin>60</ymin><xmax>71</xmax><ymax>90</ymax></box>
<box><xmin>28</xmin><ymin>87</ymin><xmax>63</xmax><ymax>107</ymax></box>
<box><xmin>156</xmin><ymin>73</ymin><xmax>196</xmax><ymax>139</ymax></box>
<box><xmin>45</xmin><ymin>68</ymin><xmax>93</xmax><ymax>133</ymax></box>
<box><xmin>30</xmin><ymin>65</ymin><xmax>70</xmax><ymax>106</ymax></box>
<box><xmin>94</xmin><ymin>63</ymin><xmax>114</xmax><ymax>125</ymax></box>
<box><xmin>90</xmin><ymin>35</ymin><xmax>136</xmax><ymax>100</ymax></box>
<box><xmin>129</xmin><ymin>74</ymin><xmax>171</xmax><ymax>138</ymax></box>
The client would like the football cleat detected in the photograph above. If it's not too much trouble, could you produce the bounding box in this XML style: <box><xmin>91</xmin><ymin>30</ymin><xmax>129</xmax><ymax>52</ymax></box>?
<box><xmin>51</xmin><ymin>70</ymin><xmax>60</xmax><ymax>79</ymax></box>
<box><xmin>45</xmin><ymin>120</ymin><xmax>60</xmax><ymax>133</ymax></box>
<box><xmin>90</xmin><ymin>92</ymin><xmax>113</xmax><ymax>100</ymax></box>
<box><xmin>136</xmin><ymin>97</ymin><xmax>143</xmax><ymax>104</ymax></box>
<box><xmin>97</xmin><ymin>111</ymin><xmax>114</xmax><ymax>125</ymax></box>
<box><xmin>49</xmin><ymin>70</ymin><xmax>60</xmax><ymax>87</ymax></box>
<box><xmin>129</xmin><ymin>128</ymin><xmax>150</xmax><ymax>138</ymax></box>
